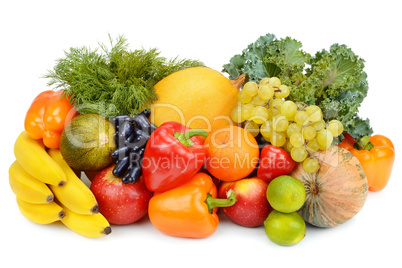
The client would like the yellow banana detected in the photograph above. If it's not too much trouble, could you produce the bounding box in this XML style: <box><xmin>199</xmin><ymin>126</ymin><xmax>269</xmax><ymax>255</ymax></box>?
<box><xmin>16</xmin><ymin>198</ymin><xmax>65</xmax><ymax>224</ymax></box>
<box><xmin>59</xmin><ymin>203</ymin><xmax>111</xmax><ymax>238</ymax></box>
<box><xmin>48</xmin><ymin>149</ymin><xmax>99</xmax><ymax>215</ymax></box>
<box><xmin>14</xmin><ymin>131</ymin><xmax>66</xmax><ymax>186</ymax></box>
<box><xmin>9</xmin><ymin>160</ymin><xmax>54</xmax><ymax>204</ymax></box>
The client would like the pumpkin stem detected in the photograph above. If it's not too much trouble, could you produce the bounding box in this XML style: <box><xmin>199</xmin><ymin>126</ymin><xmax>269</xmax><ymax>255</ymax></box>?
<box><xmin>310</xmin><ymin>184</ymin><xmax>319</xmax><ymax>195</ymax></box>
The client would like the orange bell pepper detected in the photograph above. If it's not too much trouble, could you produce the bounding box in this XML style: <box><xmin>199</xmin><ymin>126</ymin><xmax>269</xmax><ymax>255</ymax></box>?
<box><xmin>148</xmin><ymin>172</ymin><xmax>236</xmax><ymax>238</ymax></box>
<box><xmin>339</xmin><ymin>133</ymin><xmax>395</xmax><ymax>192</ymax></box>
<box><xmin>24</xmin><ymin>90</ymin><xmax>76</xmax><ymax>149</ymax></box>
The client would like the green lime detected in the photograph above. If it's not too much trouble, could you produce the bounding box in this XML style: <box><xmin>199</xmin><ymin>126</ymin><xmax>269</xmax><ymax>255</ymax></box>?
<box><xmin>266</xmin><ymin>175</ymin><xmax>306</xmax><ymax>213</ymax></box>
<box><xmin>264</xmin><ymin>210</ymin><xmax>306</xmax><ymax>246</ymax></box>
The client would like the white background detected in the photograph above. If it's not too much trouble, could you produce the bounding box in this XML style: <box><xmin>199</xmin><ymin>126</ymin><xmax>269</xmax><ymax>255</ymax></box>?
<box><xmin>1</xmin><ymin>1</ymin><xmax>400</xmax><ymax>267</ymax></box>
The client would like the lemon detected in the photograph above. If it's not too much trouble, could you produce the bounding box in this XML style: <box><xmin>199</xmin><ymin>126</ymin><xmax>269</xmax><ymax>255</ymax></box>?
<box><xmin>266</xmin><ymin>175</ymin><xmax>306</xmax><ymax>213</ymax></box>
<box><xmin>264</xmin><ymin>210</ymin><xmax>306</xmax><ymax>246</ymax></box>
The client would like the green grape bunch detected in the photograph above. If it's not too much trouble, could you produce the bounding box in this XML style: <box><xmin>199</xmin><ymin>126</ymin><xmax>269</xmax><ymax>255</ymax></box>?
<box><xmin>231</xmin><ymin>77</ymin><xmax>344</xmax><ymax>174</ymax></box>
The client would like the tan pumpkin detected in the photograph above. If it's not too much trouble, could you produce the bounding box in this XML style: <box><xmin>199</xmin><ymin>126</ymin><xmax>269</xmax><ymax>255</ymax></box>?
<box><xmin>290</xmin><ymin>146</ymin><xmax>368</xmax><ymax>228</ymax></box>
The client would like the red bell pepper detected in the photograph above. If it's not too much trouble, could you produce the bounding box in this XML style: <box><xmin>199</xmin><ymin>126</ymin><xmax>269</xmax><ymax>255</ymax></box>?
<box><xmin>257</xmin><ymin>145</ymin><xmax>296</xmax><ymax>182</ymax></box>
<box><xmin>142</xmin><ymin>122</ymin><xmax>208</xmax><ymax>192</ymax></box>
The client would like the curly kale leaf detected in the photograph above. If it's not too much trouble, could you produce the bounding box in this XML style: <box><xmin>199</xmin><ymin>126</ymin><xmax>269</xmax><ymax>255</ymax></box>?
<box><xmin>345</xmin><ymin>117</ymin><xmax>373</xmax><ymax>141</ymax></box>
<box><xmin>222</xmin><ymin>54</ymin><xmax>245</xmax><ymax>80</ymax></box>
<box><xmin>222</xmin><ymin>33</ymin><xmax>277</xmax><ymax>81</ymax></box>
<box><xmin>290</xmin><ymin>44</ymin><xmax>366</xmax><ymax>106</ymax></box>
<box><xmin>319</xmin><ymin>71</ymin><xmax>372</xmax><ymax>140</ymax></box>
<box><xmin>264</xmin><ymin>36</ymin><xmax>310</xmax><ymax>81</ymax></box>
<box><xmin>222</xmin><ymin>34</ymin><xmax>309</xmax><ymax>86</ymax></box>
<box><xmin>312</xmin><ymin>44</ymin><xmax>365</xmax><ymax>97</ymax></box>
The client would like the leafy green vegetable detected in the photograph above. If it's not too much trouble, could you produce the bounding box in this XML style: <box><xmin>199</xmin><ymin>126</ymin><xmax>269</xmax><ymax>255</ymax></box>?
<box><xmin>45</xmin><ymin>35</ymin><xmax>204</xmax><ymax>117</ymax></box>
<box><xmin>222</xmin><ymin>33</ymin><xmax>373</xmax><ymax>140</ymax></box>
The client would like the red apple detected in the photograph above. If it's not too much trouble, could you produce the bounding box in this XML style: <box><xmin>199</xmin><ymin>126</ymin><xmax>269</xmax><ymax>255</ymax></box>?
<box><xmin>218</xmin><ymin>177</ymin><xmax>272</xmax><ymax>227</ymax></box>
<box><xmin>90</xmin><ymin>165</ymin><xmax>153</xmax><ymax>225</ymax></box>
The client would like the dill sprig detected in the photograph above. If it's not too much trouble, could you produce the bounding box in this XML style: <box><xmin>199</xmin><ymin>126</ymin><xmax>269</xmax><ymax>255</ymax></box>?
<box><xmin>44</xmin><ymin>35</ymin><xmax>204</xmax><ymax>117</ymax></box>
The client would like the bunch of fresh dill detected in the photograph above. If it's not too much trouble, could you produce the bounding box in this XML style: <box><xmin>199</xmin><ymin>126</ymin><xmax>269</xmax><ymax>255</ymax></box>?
<box><xmin>44</xmin><ymin>35</ymin><xmax>204</xmax><ymax>117</ymax></box>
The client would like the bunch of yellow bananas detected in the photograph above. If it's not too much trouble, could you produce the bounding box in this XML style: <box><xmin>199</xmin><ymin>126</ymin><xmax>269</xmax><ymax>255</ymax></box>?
<box><xmin>9</xmin><ymin>131</ymin><xmax>111</xmax><ymax>238</ymax></box>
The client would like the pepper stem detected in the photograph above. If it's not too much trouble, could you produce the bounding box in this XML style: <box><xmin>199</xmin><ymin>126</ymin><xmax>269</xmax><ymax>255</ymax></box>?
<box><xmin>355</xmin><ymin>136</ymin><xmax>375</xmax><ymax>151</ymax></box>
<box><xmin>205</xmin><ymin>189</ymin><xmax>237</xmax><ymax>214</ymax></box>
<box><xmin>174</xmin><ymin>129</ymin><xmax>208</xmax><ymax>147</ymax></box>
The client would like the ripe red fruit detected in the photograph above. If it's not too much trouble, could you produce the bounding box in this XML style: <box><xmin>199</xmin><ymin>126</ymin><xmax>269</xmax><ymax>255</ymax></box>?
<box><xmin>90</xmin><ymin>165</ymin><xmax>153</xmax><ymax>225</ymax></box>
<box><xmin>218</xmin><ymin>177</ymin><xmax>272</xmax><ymax>227</ymax></box>
<box><xmin>257</xmin><ymin>145</ymin><xmax>296</xmax><ymax>182</ymax></box>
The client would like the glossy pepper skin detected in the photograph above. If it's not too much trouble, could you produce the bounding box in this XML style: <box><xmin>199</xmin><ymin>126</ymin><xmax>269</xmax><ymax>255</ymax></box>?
<box><xmin>142</xmin><ymin>121</ymin><xmax>207</xmax><ymax>193</ymax></box>
<box><xmin>339</xmin><ymin>133</ymin><xmax>395</xmax><ymax>192</ymax></box>
<box><xmin>148</xmin><ymin>172</ymin><xmax>236</xmax><ymax>238</ymax></box>
<box><xmin>257</xmin><ymin>145</ymin><xmax>296</xmax><ymax>182</ymax></box>
<box><xmin>24</xmin><ymin>90</ymin><xmax>76</xmax><ymax>149</ymax></box>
